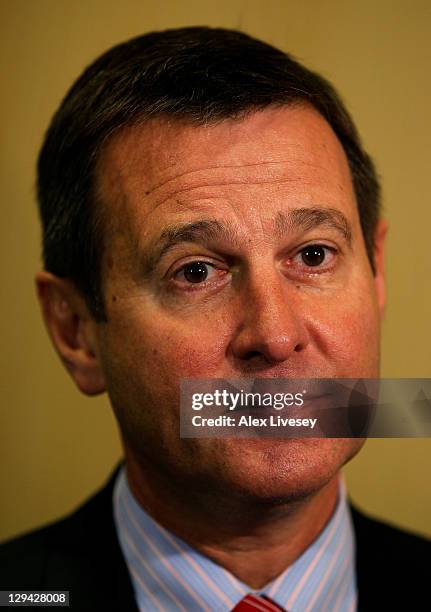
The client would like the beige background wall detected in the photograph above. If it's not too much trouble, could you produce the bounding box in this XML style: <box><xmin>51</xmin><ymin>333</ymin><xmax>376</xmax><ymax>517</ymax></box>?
<box><xmin>1</xmin><ymin>0</ymin><xmax>430</xmax><ymax>542</ymax></box>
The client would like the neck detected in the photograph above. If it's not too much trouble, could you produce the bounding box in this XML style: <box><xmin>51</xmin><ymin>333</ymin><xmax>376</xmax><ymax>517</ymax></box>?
<box><xmin>124</xmin><ymin>451</ymin><xmax>341</xmax><ymax>589</ymax></box>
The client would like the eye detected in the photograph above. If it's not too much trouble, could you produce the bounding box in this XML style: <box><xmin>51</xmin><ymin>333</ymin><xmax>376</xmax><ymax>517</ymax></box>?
<box><xmin>297</xmin><ymin>244</ymin><xmax>334</xmax><ymax>268</ymax></box>
<box><xmin>174</xmin><ymin>261</ymin><xmax>217</xmax><ymax>284</ymax></box>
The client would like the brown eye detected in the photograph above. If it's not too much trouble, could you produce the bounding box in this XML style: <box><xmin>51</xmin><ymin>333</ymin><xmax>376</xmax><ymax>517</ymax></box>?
<box><xmin>182</xmin><ymin>261</ymin><xmax>210</xmax><ymax>283</ymax></box>
<box><xmin>300</xmin><ymin>245</ymin><xmax>327</xmax><ymax>267</ymax></box>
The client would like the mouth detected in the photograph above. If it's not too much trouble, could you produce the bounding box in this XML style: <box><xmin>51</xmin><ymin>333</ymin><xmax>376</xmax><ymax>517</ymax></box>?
<box><xmin>222</xmin><ymin>393</ymin><xmax>333</xmax><ymax>417</ymax></box>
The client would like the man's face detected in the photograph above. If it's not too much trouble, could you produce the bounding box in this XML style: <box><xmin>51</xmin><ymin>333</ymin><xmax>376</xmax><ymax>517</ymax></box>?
<box><xmin>93</xmin><ymin>105</ymin><xmax>386</xmax><ymax>502</ymax></box>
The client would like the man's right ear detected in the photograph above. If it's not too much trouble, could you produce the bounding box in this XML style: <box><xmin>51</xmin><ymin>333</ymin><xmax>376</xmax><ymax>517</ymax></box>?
<box><xmin>35</xmin><ymin>271</ymin><xmax>106</xmax><ymax>396</ymax></box>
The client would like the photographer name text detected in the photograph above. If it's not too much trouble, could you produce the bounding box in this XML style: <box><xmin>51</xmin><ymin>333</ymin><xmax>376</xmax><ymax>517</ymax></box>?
<box><xmin>191</xmin><ymin>415</ymin><xmax>317</xmax><ymax>429</ymax></box>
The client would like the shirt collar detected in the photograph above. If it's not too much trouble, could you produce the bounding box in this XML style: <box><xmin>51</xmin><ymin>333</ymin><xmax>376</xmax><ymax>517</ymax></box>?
<box><xmin>113</xmin><ymin>466</ymin><xmax>356</xmax><ymax>611</ymax></box>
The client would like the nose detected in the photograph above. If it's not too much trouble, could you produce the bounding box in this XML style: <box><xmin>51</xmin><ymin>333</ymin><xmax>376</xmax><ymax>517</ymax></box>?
<box><xmin>228</xmin><ymin>275</ymin><xmax>310</xmax><ymax>367</ymax></box>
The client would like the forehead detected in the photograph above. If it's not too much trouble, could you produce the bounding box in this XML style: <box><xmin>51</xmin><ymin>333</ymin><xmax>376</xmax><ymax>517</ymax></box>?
<box><xmin>96</xmin><ymin>105</ymin><xmax>357</xmax><ymax>240</ymax></box>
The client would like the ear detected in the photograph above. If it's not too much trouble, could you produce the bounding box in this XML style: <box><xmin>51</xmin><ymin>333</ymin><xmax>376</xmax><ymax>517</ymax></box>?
<box><xmin>372</xmin><ymin>218</ymin><xmax>388</xmax><ymax>319</ymax></box>
<box><xmin>35</xmin><ymin>271</ymin><xmax>106</xmax><ymax>395</ymax></box>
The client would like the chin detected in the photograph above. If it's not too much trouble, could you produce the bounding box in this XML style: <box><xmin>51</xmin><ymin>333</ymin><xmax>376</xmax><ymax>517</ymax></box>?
<box><xmin>205</xmin><ymin>437</ymin><xmax>364</xmax><ymax>504</ymax></box>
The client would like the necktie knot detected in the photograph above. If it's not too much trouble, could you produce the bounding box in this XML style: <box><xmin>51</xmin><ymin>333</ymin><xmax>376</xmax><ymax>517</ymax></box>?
<box><xmin>231</xmin><ymin>593</ymin><xmax>286</xmax><ymax>611</ymax></box>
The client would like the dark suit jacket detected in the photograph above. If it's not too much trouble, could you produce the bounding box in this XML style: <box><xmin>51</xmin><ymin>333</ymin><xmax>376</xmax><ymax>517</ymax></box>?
<box><xmin>1</xmin><ymin>465</ymin><xmax>430</xmax><ymax>611</ymax></box>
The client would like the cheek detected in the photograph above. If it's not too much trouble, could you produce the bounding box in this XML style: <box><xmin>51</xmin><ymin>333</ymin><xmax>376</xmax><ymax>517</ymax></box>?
<box><xmin>151</xmin><ymin>331</ymin><xmax>225</xmax><ymax>379</ymax></box>
<box><xmin>99</xmin><ymin>308</ymin><xmax>234</xmax><ymax>460</ymax></box>
<box><xmin>307</xmin><ymin>285</ymin><xmax>381</xmax><ymax>377</ymax></box>
<box><xmin>104</xmin><ymin>307</ymin><xmax>230</xmax><ymax>387</ymax></box>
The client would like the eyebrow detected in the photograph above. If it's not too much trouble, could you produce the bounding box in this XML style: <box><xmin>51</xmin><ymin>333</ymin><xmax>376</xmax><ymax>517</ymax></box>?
<box><xmin>142</xmin><ymin>207</ymin><xmax>352</xmax><ymax>273</ymax></box>
<box><xmin>275</xmin><ymin>207</ymin><xmax>352</xmax><ymax>245</ymax></box>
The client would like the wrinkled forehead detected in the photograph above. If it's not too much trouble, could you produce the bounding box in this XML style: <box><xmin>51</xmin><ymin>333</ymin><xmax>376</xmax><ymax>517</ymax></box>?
<box><xmin>95</xmin><ymin>105</ymin><xmax>357</xmax><ymax>237</ymax></box>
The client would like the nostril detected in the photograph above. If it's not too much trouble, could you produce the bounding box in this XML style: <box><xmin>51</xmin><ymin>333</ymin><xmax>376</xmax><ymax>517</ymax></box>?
<box><xmin>245</xmin><ymin>350</ymin><xmax>262</xmax><ymax>360</ymax></box>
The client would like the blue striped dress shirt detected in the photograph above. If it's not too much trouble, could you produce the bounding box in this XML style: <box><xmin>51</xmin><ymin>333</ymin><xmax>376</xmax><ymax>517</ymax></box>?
<box><xmin>113</xmin><ymin>467</ymin><xmax>356</xmax><ymax>611</ymax></box>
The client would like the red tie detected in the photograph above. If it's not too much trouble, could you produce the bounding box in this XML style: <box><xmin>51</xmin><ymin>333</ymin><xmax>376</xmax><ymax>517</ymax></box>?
<box><xmin>231</xmin><ymin>593</ymin><xmax>286</xmax><ymax>611</ymax></box>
